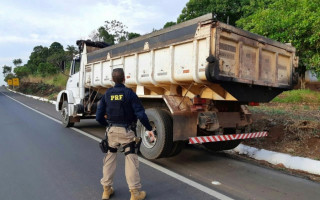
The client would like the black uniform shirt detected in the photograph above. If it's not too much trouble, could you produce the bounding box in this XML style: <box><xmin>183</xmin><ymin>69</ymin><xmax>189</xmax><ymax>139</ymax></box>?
<box><xmin>96</xmin><ymin>83</ymin><xmax>152</xmax><ymax>131</ymax></box>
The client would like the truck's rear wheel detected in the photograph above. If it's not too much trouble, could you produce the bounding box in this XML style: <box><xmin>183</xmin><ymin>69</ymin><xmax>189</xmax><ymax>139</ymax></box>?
<box><xmin>137</xmin><ymin>109</ymin><xmax>173</xmax><ymax>159</ymax></box>
<box><xmin>61</xmin><ymin>101</ymin><xmax>74</xmax><ymax>127</ymax></box>
<box><xmin>167</xmin><ymin>141</ymin><xmax>185</xmax><ymax>157</ymax></box>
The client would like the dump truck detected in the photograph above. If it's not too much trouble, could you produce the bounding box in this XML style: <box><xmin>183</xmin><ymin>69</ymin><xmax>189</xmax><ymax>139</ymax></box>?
<box><xmin>56</xmin><ymin>14</ymin><xmax>298</xmax><ymax>159</ymax></box>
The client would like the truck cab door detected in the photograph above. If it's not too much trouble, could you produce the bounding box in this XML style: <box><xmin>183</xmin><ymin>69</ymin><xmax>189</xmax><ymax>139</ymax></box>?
<box><xmin>67</xmin><ymin>57</ymin><xmax>81</xmax><ymax>99</ymax></box>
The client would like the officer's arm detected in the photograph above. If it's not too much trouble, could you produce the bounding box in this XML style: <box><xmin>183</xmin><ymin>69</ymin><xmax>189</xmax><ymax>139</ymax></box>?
<box><xmin>131</xmin><ymin>92</ymin><xmax>152</xmax><ymax>131</ymax></box>
<box><xmin>96</xmin><ymin>95</ymin><xmax>108</xmax><ymax>127</ymax></box>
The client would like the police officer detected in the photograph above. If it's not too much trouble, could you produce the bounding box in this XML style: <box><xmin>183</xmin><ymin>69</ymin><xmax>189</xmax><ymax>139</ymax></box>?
<box><xmin>96</xmin><ymin>68</ymin><xmax>155</xmax><ymax>200</ymax></box>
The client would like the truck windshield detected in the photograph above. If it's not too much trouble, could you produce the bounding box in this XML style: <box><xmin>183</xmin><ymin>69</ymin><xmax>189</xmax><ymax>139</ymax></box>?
<box><xmin>71</xmin><ymin>58</ymin><xmax>80</xmax><ymax>75</ymax></box>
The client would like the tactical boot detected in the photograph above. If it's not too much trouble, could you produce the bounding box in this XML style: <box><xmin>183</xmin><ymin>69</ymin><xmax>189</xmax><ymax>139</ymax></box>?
<box><xmin>129</xmin><ymin>189</ymin><xmax>146</xmax><ymax>200</ymax></box>
<box><xmin>102</xmin><ymin>186</ymin><xmax>114</xmax><ymax>200</ymax></box>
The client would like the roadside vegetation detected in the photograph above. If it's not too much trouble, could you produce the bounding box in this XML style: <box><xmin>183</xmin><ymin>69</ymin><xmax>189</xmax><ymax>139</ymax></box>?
<box><xmin>22</xmin><ymin>73</ymin><xmax>69</xmax><ymax>88</ymax></box>
<box><xmin>272</xmin><ymin>89</ymin><xmax>320</xmax><ymax>104</ymax></box>
<box><xmin>247</xmin><ymin>89</ymin><xmax>320</xmax><ymax>160</ymax></box>
<box><xmin>2</xmin><ymin>42</ymin><xmax>76</xmax><ymax>99</ymax></box>
<box><xmin>16</xmin><ymin>73</ymin><xmax>69</xmax><ymax>100</ymax></box>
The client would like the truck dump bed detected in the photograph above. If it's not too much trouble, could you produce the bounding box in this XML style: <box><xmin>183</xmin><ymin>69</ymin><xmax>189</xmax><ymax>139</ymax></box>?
<box><xmin>84</xmin><ymin>14</ymin><xmax>298</xmax><ymax>102</ymax></box>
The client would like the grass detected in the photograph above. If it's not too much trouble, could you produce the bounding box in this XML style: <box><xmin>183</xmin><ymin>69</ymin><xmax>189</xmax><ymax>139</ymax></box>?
<box><xmin>249</xmin><ymin>106</ymin><xmax>287</xmax><ymax>116</ymax></box>
<box><xmin>22</xmin><ymin>73</ymin><xmax>68</xmax><ymax>89</ymax></box>
<box><xmin>272</xmin><ymin>89</ymin><xmax>320</xmax><ymax>104</ymax></box>
<box><xmin>290</xmin><ymin>115</ymin><xmax>319</xmax><ymax>121</ymax></box>
<box><xmin>303</xmin><ymin>105</ymin><xmax>310</xmax><ymax>110</ymax></box>
<box><xmin>47</xmin><ymin>93</ymin><xmax>57</xmax><ymax>101</ymax></box>
<box><xmin>19</xmin><ymin>73</ymin><xmax>68</xmax><ymax>100</ymax></box>
<box><xmin>250</xmin><ymin>104</ymin><xmax>319</xmax><ymax>121</ymax></box>
<box><xmin>44</xmin><ymin>73</ymin><xmax>69</xmax><ymax>88</ymax></box>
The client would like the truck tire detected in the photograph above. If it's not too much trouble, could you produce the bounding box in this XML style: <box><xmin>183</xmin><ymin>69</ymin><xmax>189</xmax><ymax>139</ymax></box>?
<box><xmin>137</xmin><ymin>109</ymin><xmax>173</xmax><ymax>159</ymax></box>
<box><xmin>61</xmin><ymin>101</ymin><xmax>74</xmax><ymax>127</ymax></box>
<box><xmin>167</xmin><ymin>141</ymin><xmax>185</xmax><ymax>157</ymax></box>
<box><xmin>160</xmin><ymin>109</ymin><xmax>184</xmax><ymax>157</ymax></box>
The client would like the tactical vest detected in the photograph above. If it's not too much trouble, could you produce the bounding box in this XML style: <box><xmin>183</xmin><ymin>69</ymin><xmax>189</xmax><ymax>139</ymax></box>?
<box><xmin>105</xmin><ymin>86</ymin><xmax>133</xmax><ymax>124</ymax></box>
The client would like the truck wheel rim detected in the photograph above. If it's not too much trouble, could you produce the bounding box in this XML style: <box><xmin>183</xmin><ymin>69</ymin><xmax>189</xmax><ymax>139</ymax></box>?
<box><xmin>141</xmin><ymin>122</ymin><xmax>157</xmax><ymax>149</ymax></box>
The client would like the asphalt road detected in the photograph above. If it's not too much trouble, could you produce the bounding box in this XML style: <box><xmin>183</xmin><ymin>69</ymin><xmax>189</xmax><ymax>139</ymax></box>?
<box><xmin>1</xmin><ymin>86</ymin><xmax>320</xmax><ymax>200</ymax></box>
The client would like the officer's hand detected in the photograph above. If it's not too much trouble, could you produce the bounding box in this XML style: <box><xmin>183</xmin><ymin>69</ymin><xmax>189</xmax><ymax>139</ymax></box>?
<box><xmin>147</xmin><ymin>131</ymin><xmax>155</xmax><ymax>143</ymax></box>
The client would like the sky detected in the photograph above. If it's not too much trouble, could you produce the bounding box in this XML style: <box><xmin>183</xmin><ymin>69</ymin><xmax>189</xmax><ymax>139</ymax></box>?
<box><xmin>0</xmin><ymin>0</ymin><xmax>189</xmax><ymax>85</ymax></box>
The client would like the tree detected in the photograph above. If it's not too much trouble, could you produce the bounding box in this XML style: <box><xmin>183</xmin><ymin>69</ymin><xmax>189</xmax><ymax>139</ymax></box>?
<box><xmin>47</xmin><ymin>52</ymin><xmax>66</xmax><ymax>72</ymax></box>
<box><xmin>14</xmin><ymin>65</ymin><xmax>30</xmax><ymax>78</ymax></box>
<box><xmin>4</xmin><ymin>73</ymin><xmax>15</xmax><ymax>82</ymax></box>
<box><xmin>15</xmin><ymin>42</ymin><xmax>78</xmax><ymax>78</ymax></box>
<box><xmin>163</xmin><ymin>22</ymin><xmax>177</xmax><ymax>28</ymax></box>
<box><xmin>240</xmin><ymin>0</ymin><xmax>274</xmax><ymax>18</ymax></box>
<box><xmin>25</xmin><ymin>43</ymin><xmax>68</xmax><ymax>76</ymax></box>
<box><xmin>13</xmin><ymin>58</ymin><xmax>22</xmax><ymax>67</ymax></box>
<box><xmin>90</xmin><ymin>26</ymin><xmax>115</xmax><ymax>44</ymax></box>
<box><xmin>47</xmin><ymin>42</ymin><xmax>67</xmax><ymax>72</ymax></box>
<box><xmin>177</xmin><ymin>0</ymin><xmax>250</xmax><ymax>26</ymax></box>
<box><xmin>66</xmin><ymin>45</ymin><xmax>78</xmax><ymax>57</ymax></box>
<box><xmin>37</xmin><ymin>63</ymin><xmax>58</xmax><ymax>77</ymax></box>
<box><xmin>236</xmin><ymin>0</ymin><xmax>320</xmax><ymax>78</ymax></box>
<box><xmin>127</xmin><ymin>32</ymin><xmax>141</xmax><ymax>40</ymax></box>
<box><xmin>49</xmin><ymin>42</ymin><xmax>64</xmax><ymax>54</ymax></box>
<box><xmin>2</xmin><ymin>65</ymin><xmax>12</xmax><ymax>77</ymax></box>
<box><xmin>104</xmin><ymin>20</ymin><xmax>128</xmax><ymax>44</ymax></box>
<box><xmin>90</xmin><ymin>20</ymin><xmax>141</xmax><ymax>44</ymax></box>
<box><xmin>27</xmin><ymin>46</ymin><xmax>49</xmax><ymax>73</ymax></box>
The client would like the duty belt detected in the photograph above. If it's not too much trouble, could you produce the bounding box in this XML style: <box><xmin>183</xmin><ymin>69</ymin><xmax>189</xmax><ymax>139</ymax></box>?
<box><xmin>107</xmin><ymin>122</ymin><xmax>137</xmax><ymax>135</ymax></box>
<box><xmin>109</xmin><ymin>123</ymin><xmax>129</xmax><ymax>128</ymax></box>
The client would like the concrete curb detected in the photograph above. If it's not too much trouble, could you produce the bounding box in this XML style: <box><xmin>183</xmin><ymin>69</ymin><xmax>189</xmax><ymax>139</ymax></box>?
<box><xmin>229</xmin><ymin>144</ymin><xmax>320</xmax><ymax>176</ymax></box>
<box><xmin>7</xmin><ymin>88</ymin><xmax>56</xmax><ymax>105</ymax></box>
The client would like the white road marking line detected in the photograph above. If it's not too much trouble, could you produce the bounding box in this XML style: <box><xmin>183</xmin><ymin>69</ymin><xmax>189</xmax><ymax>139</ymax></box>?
<box><xmin>140</xmin><ymin>158</ymin><xmax>233</xmax><ymax>200</ymax></box>
<box><xmin>1</xmin><ymin>90</ymin><xmax>234</xmax><ymax>200</ymax></box>
<box><xmin>1</xmin><ymin>91</ymin><xmax>61</xmax><ymax>124</ymax></box>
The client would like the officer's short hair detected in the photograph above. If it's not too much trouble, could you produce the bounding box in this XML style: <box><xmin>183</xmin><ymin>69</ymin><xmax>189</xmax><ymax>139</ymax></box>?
<box><xmin>112</xmin><ymin>68</ymin><xmax>125</xmax><ymax>84</ymax></box>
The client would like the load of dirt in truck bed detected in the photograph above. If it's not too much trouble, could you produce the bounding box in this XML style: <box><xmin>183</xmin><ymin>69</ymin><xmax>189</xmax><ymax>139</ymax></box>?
<box><xmin>245</xmin><ymin>92</ymin><xmax>320</xmax><ymax>161</ymax></box>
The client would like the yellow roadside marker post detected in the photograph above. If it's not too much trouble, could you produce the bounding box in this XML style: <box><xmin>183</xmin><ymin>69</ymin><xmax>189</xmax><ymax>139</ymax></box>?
<box><xmin>8</xmin><ymin>79</ymin><xmax>13</xmax><ymax>89</ymax></box>
<box><xmin>13</xmin><ymin>78</ymin><xmax>19</xmax><ymax>90</ymax></box>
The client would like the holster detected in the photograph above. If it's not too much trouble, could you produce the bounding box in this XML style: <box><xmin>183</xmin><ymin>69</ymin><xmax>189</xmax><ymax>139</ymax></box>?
<box><xmin>99</xmin><ymin>137</ymin><xmax>109</xmax><ymax>153</ymax></box>
<box><xmin>99</xmin><ymin>134</ymin><xmax>117</xmax><ymax>153</ymax></box>
<box><xmin>122</xmin><ymin>137</ymin><xmax>142</xmax><ymax>155</ymax></box>
<box><xmin>128</xmin><ymin>122</ymin><xmax>137</xmax><ymax>136</ymax></box>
